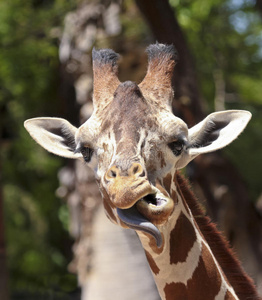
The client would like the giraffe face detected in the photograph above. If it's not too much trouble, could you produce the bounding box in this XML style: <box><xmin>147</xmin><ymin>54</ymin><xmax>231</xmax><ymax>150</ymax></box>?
<box><xmin>75</xmin><ymin>81</ymin><xmax>188</xmax><ymax>230</ymax></box>
<box><xmin>24</xmin><ymin>44</ymin><xmax>251</xmax><ymax>248</ymax></box>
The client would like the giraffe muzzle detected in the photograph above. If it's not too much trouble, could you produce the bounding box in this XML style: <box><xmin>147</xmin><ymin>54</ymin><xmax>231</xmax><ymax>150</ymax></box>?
<box><xmin>105</xmin><ymin>163</ymin><xmax>153</xmax><ymax>209</ymax></box>
<box><xmin>104</xmin><ymin>163</ymin><xmax>174</xmax><ymax>247</ymax></box>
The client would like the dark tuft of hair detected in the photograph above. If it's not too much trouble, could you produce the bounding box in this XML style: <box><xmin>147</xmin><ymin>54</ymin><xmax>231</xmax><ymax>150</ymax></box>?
<box><xmin>146</xmin><ymin>43</ymin><xmax>178</xmax><ymax>62</ymax></box>
<box><xmin>61</xmin><ymin>123</ymin><xmax>77</xmax><ymax>151</ymax></box>
<box><xmin>92</xmin><ymin>47</ymin><xmax>120</xmax><ymax>66</ymax></box>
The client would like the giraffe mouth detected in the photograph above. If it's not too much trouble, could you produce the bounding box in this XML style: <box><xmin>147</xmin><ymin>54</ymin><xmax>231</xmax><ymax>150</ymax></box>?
<box><xmin>141</xmin><ymin>193</ymin><xmax>168</xmax><ymax>206</ymax></box>
<box><xmin>136</xmin><ymin>189</ymin><xmax>174</xmax><ymax>224</ymax></box>
<box><xmin>117</xmin><ymin>188</ymin><xmax>174</xmax><ymax>248</ymax></box>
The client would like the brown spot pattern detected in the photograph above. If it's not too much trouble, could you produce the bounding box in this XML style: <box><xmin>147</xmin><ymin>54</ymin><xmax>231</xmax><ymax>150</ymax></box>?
<box><xmin>164</xmin><ymin>282</ymin><xmax>188</xmax><ymax>300</ymax></box>
<box><xmin>145</xmin><ymin>250</ymin><xmax>160</xmax><ymax>275</ymax></box>
<box><xmin>157</xmin><ymin>150</ymin><xmax>166</xmax><ymax>168</ymax></box>
<box><xmin>225</xmin><ymin>290</ymin><xmax>236</xmax><ymax>300</ymax></box>
<box><xmin>170</xmin><ymin>212</ymin><xmax>196</xmax><ymax>265</ymax></box>
<box><xmin>164</xmin><ymin>243</ymin><xmax>222</xmax><ymax>300</ymax></box>
<box><xmin>103</xmin><ymin>143</ymin><xmax>109</xmax><ymax>152</ymax></box>
<box><xmin>163</xmin><ymin>173</ymin><xmax>172</xmax><ymax>193</ymax></box>
<box><xmin>155</xmin><ymin>181</ymin><xmax>170</xmax><ymax>198</ymax></box>
<box><xmin>200</xmin><ymin>243</ymin><xmax>222</xmax><ymax>294</ymax></box>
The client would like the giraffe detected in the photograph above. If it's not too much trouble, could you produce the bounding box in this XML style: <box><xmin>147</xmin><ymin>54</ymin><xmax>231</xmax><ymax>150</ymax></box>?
<box><xmin>24</xmin><ymin>44</ymin><xmax>260</xmax><ymax>300</ymax></box>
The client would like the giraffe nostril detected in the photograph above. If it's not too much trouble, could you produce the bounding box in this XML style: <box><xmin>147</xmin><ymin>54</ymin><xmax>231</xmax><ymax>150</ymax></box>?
<box><xmin>133</xmin><ymin>166</ymin><xmax>139</xmax><ymax>174</ymax></box>
<box><xmin>140</xmin><ymin>170</ymin><xmax>146</xmax><ymax>177</ymax></box>
<box><xmin>131</xmin><ymin>163</ymin><xmax>145</xmax><ymax>177</ymax></box>
<box><xmin>110</xmin><ymin>170</ymin><xmax>117</xmax><ymax>178</ymax></box>
<box><xmin>106</xmin><ymin>166</ymin><xmax>118</xmax><ymax>180</ymax></box>
<box><xmin>106</xmin><ymin>163</ymin><xmax>145</xmax><ymax>180</ymax></box>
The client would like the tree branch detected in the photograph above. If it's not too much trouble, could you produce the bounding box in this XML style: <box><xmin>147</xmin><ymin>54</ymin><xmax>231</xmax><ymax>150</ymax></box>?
<box><xmin>256</xmin><ymin>0</ymin><xmax>262</xmax><ymax>15</ymax></box>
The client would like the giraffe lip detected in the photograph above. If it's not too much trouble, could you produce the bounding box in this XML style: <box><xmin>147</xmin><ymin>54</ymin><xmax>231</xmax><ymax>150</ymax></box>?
<box><xmin>116</xmin><ymin>206</ymin><xmax>163</xmax><ymax>248</ymax></box>
<box><xmin>136</xmin><ymin>190</ymin><xmax>174</xmax><ymax>224</ymax></box>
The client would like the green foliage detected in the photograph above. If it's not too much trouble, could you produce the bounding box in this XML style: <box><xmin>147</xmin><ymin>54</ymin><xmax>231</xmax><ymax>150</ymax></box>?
<box><xmin>171</xmin><ymin>0</ymin><xmax>262</xmax><ymax>201</ymax></box>
<box><xmin>0</xmin><ymin>0</ymin><xmax>77</xmax><ymax>297</ymax></box>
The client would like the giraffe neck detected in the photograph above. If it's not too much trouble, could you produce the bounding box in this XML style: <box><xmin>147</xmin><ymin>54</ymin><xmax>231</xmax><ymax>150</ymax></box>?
<box><xmin>137</xmin><ymin>172</ymin><xmax>259</xmax><ymax>300</ymax></box>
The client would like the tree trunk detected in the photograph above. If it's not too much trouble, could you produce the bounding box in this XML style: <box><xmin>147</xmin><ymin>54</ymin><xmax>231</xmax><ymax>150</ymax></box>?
<box><xmin>135</xmin><ymin>0</ymin><xmax>262</xmax><ymax>294</ymax></box>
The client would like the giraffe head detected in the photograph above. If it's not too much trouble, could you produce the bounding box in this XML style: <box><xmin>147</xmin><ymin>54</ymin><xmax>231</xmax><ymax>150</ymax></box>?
<box><xmin>24</xmin><ymin>44</ymin><xmax>251</xmax><ymax>247</ymax></box>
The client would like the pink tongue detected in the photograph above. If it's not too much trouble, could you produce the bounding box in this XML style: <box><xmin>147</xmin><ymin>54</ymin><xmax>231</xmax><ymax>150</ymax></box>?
<box><xmin>117</xmin><ymin>206</ymin><xmax>162</xmax><ymax>248</ymax></box>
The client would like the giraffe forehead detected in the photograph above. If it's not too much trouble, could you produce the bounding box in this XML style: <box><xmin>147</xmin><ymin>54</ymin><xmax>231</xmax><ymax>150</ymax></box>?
<box><xmin>76</xmin><ymin>80</ymin><xmax>188</xmax><ymax>148</ymax></box>
<box><xmin>94</xmin><ymin>81</ymin><xmax>156</xmax><ymax>147</ymax></box>
<box><xmin>109</xmin><ymin>82</ymin><xmax>153</xmax><ymax>133</ymax></box>
<box><xmin>100</xmin><ymin>82</ymin><xmax>187</xmax><ymax>143</ymax></box>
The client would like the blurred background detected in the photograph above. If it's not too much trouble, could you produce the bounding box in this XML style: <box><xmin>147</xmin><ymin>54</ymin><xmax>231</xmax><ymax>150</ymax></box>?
<box><xmin>1</xmin><ymin>0</ymin><xmax>262</xmax><ymax>299</ymax></box>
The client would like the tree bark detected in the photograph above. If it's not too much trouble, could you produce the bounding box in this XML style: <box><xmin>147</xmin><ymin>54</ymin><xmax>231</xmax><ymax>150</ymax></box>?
<box><xmin>256</xmin><ymin>0</ymin><xmax>262</xmax><ymax>15</ymax></box>
<box><xmin>135</xmin><ymin>0</ymin><xmax>262</xmax><ymax>294</ymax></box>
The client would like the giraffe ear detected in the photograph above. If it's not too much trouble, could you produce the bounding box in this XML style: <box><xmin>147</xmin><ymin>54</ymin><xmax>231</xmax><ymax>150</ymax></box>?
<box><xmin>24</xmin><ymin>118</ymin><xmax>82</xmax><ymax>159</ymax></box>
<box><xmin>187</xmin><ymin>110</ymin><xmax>251</xmax><ymax>155</ymax></box>
<box><xmin>176</xmin><ymin>110</ymin><xmax>251</xmax><ymax>168</ymax></box>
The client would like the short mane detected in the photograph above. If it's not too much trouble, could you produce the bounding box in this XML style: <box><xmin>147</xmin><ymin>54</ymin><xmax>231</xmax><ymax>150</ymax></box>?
<box><xmin>175</xmin><ymin>172</ymin><xmax>260</xmax><ymax>300</ymax></box>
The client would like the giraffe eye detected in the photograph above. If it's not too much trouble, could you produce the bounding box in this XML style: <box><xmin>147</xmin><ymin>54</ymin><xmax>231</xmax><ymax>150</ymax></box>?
<box><xmin>80</xmin><ymin>147</ymin><xmax>94</xmax><ymax>163</ymax></box>
<box><xmin>168</xmin><ymin>140</ymin><xmax>184</xmax><ymax>156</ymax></box>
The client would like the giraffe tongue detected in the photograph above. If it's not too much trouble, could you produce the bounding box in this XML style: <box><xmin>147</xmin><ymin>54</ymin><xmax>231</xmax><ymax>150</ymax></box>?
<box><xmin>117</xmin><ymin>206</ymin><xmax>163</xmax><ymax>248</ymax></box>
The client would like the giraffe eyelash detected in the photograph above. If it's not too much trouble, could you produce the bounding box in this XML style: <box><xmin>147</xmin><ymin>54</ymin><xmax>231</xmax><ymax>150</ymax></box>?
<box><xmin>81</xmin><ymin>147</ymin><xmax>94</xmax><ymax>163</ymax></box>
<box><xmin>168</xmin><ymin>139</ymin><xmax>185</xmax><ymax>156</ymax></box>
<box><xmin>75</xmin><ymin>144</ymin><xmax>94</xmax><ymax>163</ymax></box>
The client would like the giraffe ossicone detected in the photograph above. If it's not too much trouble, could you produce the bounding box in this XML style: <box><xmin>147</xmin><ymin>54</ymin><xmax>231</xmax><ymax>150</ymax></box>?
<box><xmin>24</xmin><ymin>44</ymin><xmax>260</xmax><ymax>300</ymax></box>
